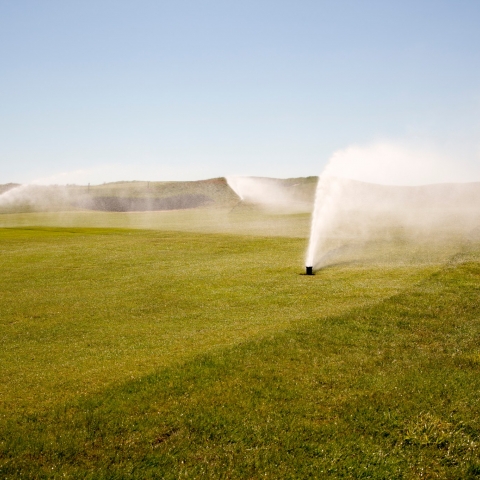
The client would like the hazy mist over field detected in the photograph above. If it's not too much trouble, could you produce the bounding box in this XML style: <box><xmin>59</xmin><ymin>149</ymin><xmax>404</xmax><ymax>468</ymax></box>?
<box><xmin>306</xmin><ymin>142</ymin><xmax>480</xmax><ymax>270</ymax></box>
<box><xmin>2</xmin><ymin>0</ymin><xmax>480</xmax><ymax>266</ymax></box>
<box><xmin>2</xmin><ymin>167</ymin><xmax>480</xmax><ymax>273</ymax></box>
<box><xmin>0</xmin><ymin>178</ymin><xmax>313</xmax><ymax>238</ymax></box>
<box><xmin>226</xmin><ymin>176</ymin><xmax>315</xmax><ymax>213</ymax></box>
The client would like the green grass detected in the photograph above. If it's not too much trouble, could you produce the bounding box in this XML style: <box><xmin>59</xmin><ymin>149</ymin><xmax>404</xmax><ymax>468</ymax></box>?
<box><xmin>0</xmin><ymin>207</ymin><xmax>313</xmax><ymax>237</ymax></box>
<box><xmin>1</xmin><ymin>217</ymin><xmax>479</xmax><ymax>478</ymax></box>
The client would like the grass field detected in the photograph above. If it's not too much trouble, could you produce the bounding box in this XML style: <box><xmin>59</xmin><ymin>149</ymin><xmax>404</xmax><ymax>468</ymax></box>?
<box><xmin>1</xmin><ymin>207</ymin><xmax>480</xmax><ymax>478</ymax></box>
<box><xmin>0</xmin><ymin>206</ymin><xmax>312</xmax><ymax>238</ymax></box>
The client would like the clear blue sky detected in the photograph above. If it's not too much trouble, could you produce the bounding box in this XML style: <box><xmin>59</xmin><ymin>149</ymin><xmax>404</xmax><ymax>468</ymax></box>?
<box><xmin>1</xmin><ymin>1</ymin><xmax>479</xmax><ymax>184</ymax></box>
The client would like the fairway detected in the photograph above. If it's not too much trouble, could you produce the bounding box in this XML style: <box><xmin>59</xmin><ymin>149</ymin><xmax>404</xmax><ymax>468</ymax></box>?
<box><xmin>1</xmin><ymin>215</ymin><xmax>480</xmax><ymax>478</ymax></box>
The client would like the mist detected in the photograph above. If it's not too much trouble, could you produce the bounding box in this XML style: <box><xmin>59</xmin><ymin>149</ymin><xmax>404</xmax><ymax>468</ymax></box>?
<box><xmin>306</xmin><ymin>140</ymin><xmax>480</xmax><ymax>270</ymax></box>
<box><xmin>226</xmin><ymin>176</ymin><xmax>313</xmax><ymax>213</ymax></box>
<box><xmin>0</xmin><ymin>183</ymin><xmax>78</xmax><ymax>213</ymax></box>
<box><xmin>0</xmin><ymin>179</ymin><xmax>220</xmax><ymax>217</ymax></box>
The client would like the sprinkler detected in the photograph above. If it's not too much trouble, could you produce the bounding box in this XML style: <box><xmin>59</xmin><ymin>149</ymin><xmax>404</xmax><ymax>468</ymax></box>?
<box><xmin>306</xmin><ymin>266</ymin><xmax>313</xmax><ymax>275</ymax></box>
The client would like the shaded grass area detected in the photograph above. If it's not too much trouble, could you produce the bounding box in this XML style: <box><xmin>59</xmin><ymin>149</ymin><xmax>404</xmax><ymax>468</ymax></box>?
<box><xmin>1</xmin><ymin>227</ymin><xmax>479</xmax><ymax>478</ymax></box>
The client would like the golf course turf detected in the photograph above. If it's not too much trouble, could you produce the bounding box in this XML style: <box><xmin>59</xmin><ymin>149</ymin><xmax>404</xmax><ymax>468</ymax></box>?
<box><xmin>1</xmin><ymin>216</ymin><xmax>479</xmax><ymax>478</ymax></box>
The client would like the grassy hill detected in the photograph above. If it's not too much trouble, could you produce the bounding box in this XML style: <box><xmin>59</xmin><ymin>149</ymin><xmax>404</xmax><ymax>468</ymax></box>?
<box><xmin>0</xmin><ymin>176</ymin><xmax>320</xmax><ymax>214</ymax></box>
<box><xmin>0</xmin><ymin>178</ymin><xmax>240</xmax><ymax>214</ymax></box>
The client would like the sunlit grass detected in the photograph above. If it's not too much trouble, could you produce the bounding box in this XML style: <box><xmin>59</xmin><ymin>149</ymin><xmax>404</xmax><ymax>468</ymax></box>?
<box><xmin>0</xmin><ymin>227</ymin><xmax>433</xmax><ymax>414</ymax></box>
<box><xmin>1</xmin><ymin>220</ymin><xmax>479</xmax><ymax>478</ymax></box>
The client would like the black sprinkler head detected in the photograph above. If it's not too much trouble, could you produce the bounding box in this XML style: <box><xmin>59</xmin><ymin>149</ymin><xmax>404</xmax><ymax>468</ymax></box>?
<box><xmin>306</xmin><ymin>266</ymin><xmax>313</xmax><ymax>275</ymax></box>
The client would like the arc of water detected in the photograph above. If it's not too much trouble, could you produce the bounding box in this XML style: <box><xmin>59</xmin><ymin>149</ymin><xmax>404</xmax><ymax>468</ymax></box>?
<box><xmin>306</xmin><ymin>176</ymin><xmax>345</xmax><ymax>269</ymax></box>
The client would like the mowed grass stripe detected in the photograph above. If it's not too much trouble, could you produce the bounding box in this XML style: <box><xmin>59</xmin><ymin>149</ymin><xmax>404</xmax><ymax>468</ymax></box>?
<box><xmin>1</xmin><ymin>259</ymin><xmax>479</xmax><ymax>478</ymax></box>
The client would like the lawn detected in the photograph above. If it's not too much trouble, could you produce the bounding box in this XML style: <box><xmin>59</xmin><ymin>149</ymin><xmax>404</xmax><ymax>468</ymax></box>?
<box><xmin>1</xmin><ymin>213</ymin><xmax>479</xmax><ymax>478</ymax></box>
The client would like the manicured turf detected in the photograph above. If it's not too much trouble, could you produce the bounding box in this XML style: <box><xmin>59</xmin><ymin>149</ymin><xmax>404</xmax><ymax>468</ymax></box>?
<box><xmin>0</xmin><ymin>207</ymin><xmax>312</xmax><ymax>238</ymax></box>
<box><xmin>1</xmin><ymin>222</ymin><xmax>479</xmax><ymax>478</ymax></box>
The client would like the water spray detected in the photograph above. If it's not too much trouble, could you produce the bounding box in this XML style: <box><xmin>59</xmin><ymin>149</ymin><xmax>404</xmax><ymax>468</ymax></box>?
<box><xmin>305</xmin><ymin>176</ymin><xmax>346</xmax><ymax>272</ymax></box>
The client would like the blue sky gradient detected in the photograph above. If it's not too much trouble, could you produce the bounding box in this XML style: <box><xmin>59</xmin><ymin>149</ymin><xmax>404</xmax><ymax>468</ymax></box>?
<box><xmin>1</xmin><ymin>1</ymin><xmax>479</xmax><ymax>184</ymax></box>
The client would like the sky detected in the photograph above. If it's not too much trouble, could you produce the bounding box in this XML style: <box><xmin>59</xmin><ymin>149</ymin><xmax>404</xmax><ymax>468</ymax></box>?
<box><xmin>1</xmin><ymin>0</ymin><xmax>480</xmax><ymax>185</ymax></box>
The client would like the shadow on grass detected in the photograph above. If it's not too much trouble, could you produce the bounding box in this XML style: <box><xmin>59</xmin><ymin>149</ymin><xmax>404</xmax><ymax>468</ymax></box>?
<box><xmin>2</xmin><ymin>259</ymin><xmax>480</xmax><ymax>478</ymax></box>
